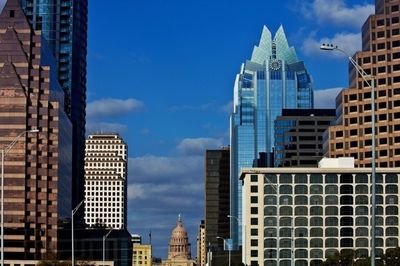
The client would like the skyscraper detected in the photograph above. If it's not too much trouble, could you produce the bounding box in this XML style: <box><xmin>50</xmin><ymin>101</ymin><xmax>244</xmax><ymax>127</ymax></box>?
<box><xmin>204</xmin><ymin>148</ymin><xmax>230</xmax><ymax>252</ymax></box>
<box><xmin>0</xmin><ymin>0</ymin><xmax>72</xmax><ymax>259</ymax></box>
<box><xmin>20</xmin><ymin>0</ymin><xmax>88</xmax><ymax>210</ymax></box>
<box><xmin>275</xmin><ymin>109</ymin><xmax>335</xmax><ymax>167</ymax></box>
<box><xmin>84</xmin><ymin>133</ymin><xmax>128</xmax><ymax>229</ymax></box>
<box><xmin>230</xmin><ymin>25</ymin><xmax>313</xmax><ymax>247</ymax></box>
<box><xmin>325</xmin><ymin>0</ymin><xmax>400</xmax><ymax>167</ymax></box>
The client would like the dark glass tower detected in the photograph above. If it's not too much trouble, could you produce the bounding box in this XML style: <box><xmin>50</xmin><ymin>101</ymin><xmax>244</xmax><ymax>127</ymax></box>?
<box><xmin>20</xmin><ymin>0</ymin><xmax>88</xmax><ymax>210</ymax></box>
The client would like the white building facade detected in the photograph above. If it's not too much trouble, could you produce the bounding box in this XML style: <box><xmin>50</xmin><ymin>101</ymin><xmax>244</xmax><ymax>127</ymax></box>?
<box><xmin>84</xmin><ymin>134</ymin><xmax>128</xmax><ymax>229</ymax></box>
<box><xmin>241</xmin><ymin>165</ymin><xmax>400</xmax><ymax>266</ymax></box>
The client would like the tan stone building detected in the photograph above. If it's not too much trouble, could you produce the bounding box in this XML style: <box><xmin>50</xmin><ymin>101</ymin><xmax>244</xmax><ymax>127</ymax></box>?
<box><xmin>162</xmin><ymin>216</ymin><xmax>196</xmax><ymax>266</ymax></box>
<box><xmin>133</xmin><ymin>244</ymin><xmax>152</xmax><ymax>266</ymax></box>
<box><xmin>196</xmin><ymin>220</ymin><xmax>205</xmax><ymax>266</ymax></box>
<box><xmin>325</xmin><ymin>0</ymin><xmax>400</xmax><ymax>167</ymax></box>
<box><xmin>0</xmin><ymin>0</ymin><xmax>72</xmax><ymax>260</ymax></box>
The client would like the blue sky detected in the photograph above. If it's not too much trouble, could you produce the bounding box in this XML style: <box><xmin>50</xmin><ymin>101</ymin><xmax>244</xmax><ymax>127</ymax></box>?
<box><xmin>0</xmin><ymin>0</ymin><xmax>376</xmax><ymax>259</ymax></box>
<box><xmin>86</xmin><ymin>0</ymin><xmax>374</xmax><ymax>258</ymax></box>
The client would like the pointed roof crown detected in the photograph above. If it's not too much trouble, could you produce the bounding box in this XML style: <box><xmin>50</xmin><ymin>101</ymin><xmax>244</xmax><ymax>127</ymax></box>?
<box><xmin>251</xmin><ymin>25</ymin><xmax>298</xmax><ymax>65</ymax></box>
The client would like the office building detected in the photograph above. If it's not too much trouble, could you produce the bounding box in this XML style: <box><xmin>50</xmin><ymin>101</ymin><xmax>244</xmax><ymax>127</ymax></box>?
<box><xmin>133</xmin><ymin>244</ymin><xmax>152</xmax><ymax>266</ymax></box>
<box><xmin>196</xmin><ymin>220</ymin><xmax>205</xmax><ymax>266</ymax></box>
<box><xmin>132</xmin><ymin>234</ymin><xmax>142</xmax><ymax>245</ymax></box>
<box><xmin>74</xmin><ymin>228</ymin><xmax>132</xmax><ymax>266</ymax></box>
<box><xmin>0</xmin><ymin>0</ymin><xmax>72</xmax><ymax>259</ymax></box>
<box><xmin>275</xmin><ymin>109</ymin><xmax>335</xmax><ymax>167</ymax></box>
<box><xmin>230</xmin><ymin>25</ymin><xmax>314</xmax><ymax>247</ymax></box>
<box><xmin>204</xmin><ymin>148</ymin><xmax>230</xmax><ymax>251</ymax></box>
<box><xmin>84</xmin><ymin>133</ymin><xmax>128</xmax><ymax>229</ymax></box>
<box><xmin>162</xmin><ymin>216</ymin><xmax>196</xmax><ymax>266</ymax></box>
<box><xmin>20</xmin><ymin>0</ymin><xmax>88</xmax><ymax>210</ymax></box>
<box><xmin>325</xmin><ymin>0</ymin><xmax>400</xmax><ymax>167</ymax></box>
<box><xmin>241</xmin><ymin>159</ymin><xmax>400</xmax><ymax>266</ymax></box>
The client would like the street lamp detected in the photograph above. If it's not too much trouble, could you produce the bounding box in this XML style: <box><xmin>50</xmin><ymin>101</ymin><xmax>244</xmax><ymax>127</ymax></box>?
<box><xmin>71</xmin><ymin>197</ymin><xmax>90</xmax><ymax>266</ymax></box>
<box><xmin>320</xmin><ymin>43</ymin><xmax>377</xmax><ymax>266</ymax></box>
<box><xmin>103</xmin><ymin>229</ymin><xmax>113</xmax><ymax>266</ymax></box>
<box><xmin>1</xmin><ymin>128</ymin><xmax>39</xmax><ymax>266</ymax></box>
<box><xmin>227</xmin><ymin>215</ymin><xmax>246</xmax><ymax>265</ymax></box>
<box><xmin>216</xmin><ymin>236</ymin><xmax>230</xmax><ymax>266</ymax></box>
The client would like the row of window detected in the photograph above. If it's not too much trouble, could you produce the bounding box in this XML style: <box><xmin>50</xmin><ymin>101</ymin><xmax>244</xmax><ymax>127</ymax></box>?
<box><xmin>261</xmin><ymin>194</ymin><xmax>398</xmax><ymax>205</ymax></box>
<box><xmin>259</xmin><ymin>184</ymin><xmax>399</xmax><ymax>195</ymax></box>
<box><xmin>251</xmin><ymin>173</ymin><xmax>399</xmax><ymax>184</ymax></box>
<box><xmin>85</xmin><ymin>210</ymin><xmax>122</xmax><ymax>216</ymax></box>
<box><xmin>260</xmin><ymin>205</ymin><xmax>399</xmax><ymax>216</ymax></box>
<box><xmin>85</xmin><ymin>185</ymin><xmax>122</xmax><ymax>191</ymax></box>
<box><xmin>263</xmin><ymin>216</ymin><xmax>398</xmax><ymax>227</ymax></box>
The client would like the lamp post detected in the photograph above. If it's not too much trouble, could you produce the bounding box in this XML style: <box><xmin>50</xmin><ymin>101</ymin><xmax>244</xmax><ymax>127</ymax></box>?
<box><xmin>216</xmin><ymin>236</ymin><xmax>231</xmax><ymax>266</ymax></box>
<box><xmin>103</xmin><ymin>229</ymin><xmax>113</xmax><ymax>266</ymax></box>
<box><xmin>320</xmin><ymin>43</ymin><xmax>376</xmax><ymax>266</ymax></box>
<box><xmin>1</xmin><ymin>129</ymin><xmax>39</xmax><ymax>266</ymax></box>
<box><xmin>71</xmin><ymin>198</ymin><xmax>87</xmax><ymax>266</ymax></box>
<box><xmin>227</xmin><ymin>215</ymin><xmax>245</xmax><ymax>265</ymax></box>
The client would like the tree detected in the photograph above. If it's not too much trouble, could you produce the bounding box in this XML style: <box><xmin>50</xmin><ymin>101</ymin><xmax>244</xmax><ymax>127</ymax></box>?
<box><xmin>383</xmin><ymin>247</ymin><xmax>400</xmax><ymax>266</ymax></box>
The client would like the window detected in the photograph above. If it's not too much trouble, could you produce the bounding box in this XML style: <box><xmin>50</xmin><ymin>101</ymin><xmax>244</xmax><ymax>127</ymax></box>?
<box><xmin>251</xmin><ymin>207</ymin><xmax>258</xmax><ymax>214</ymax></box>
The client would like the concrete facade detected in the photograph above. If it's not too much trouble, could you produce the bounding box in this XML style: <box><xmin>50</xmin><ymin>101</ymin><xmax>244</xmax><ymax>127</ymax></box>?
<box><xmin>84</xmin><ymin>133</ymin><xmax>128</xmax><ymax>229</ymax></box>
<box><xmin>241</xmin><ymin>167</ymin><xmax>400</xmax><ymax>266</ymax></box>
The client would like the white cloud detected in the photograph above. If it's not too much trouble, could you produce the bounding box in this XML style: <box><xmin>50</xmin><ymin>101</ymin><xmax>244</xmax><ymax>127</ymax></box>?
<box><xmin>301</xmin><ymin>0</ymin><xmax>374</xmax><ymax>29</ymax></box>
<box><xmin>86</xmin><ymin>122</ymin><xmax>128</xmax><ymax>134</ymax></box>
<box><xmin>314</xmin><ymin>87</ymin><xmax>343</xmax><ymax>108</ymax></box>
<box><xmin>221</xmin><ymin>101</ymin><xmax>233</xmax><ymax>113</ymax></box>
<box><xmin>177</xmin><ymin>137</ymin><xmax>223</xmax><ymax>155</ymax></box>
<box><xmin>302</xmin><ymin>32</ymin><xmax>361</xmax><ymax>58</ymax></box>
<box><xmin>87</xmin><ymin>98</ymin><xmax>144</xmax><ymax>119</ymax></box>
<box><xmin>170</xmin><ymin>101</ymin><xmax>233</xmax><ymax>114</ymax></box>
<box><xmin>127</xmin><ymin>153</ymin><xmax>204</xmax><ymax>257</ymax></box>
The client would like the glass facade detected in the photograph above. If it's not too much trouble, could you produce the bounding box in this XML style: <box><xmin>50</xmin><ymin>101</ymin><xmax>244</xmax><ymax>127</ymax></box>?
<box><xmin>21</xmin><ymin>0</ymin><xmax>88</xmax><ymax>209</ymax></box>
<box><xmin>230</xmin><ymin>26</ymin><xmax>313</xmax><ymax>247</ymax></box>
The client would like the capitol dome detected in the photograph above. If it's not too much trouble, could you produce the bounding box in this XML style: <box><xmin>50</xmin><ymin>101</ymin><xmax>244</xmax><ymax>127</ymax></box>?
<box><xmin>167</xmin><ymin>215</ymin><xmax>192</xmax><ymax>260</ymax></box>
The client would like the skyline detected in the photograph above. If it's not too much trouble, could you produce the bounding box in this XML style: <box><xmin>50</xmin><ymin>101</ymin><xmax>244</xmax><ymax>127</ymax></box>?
<box><xmin>0</xmin><ymin>0</ymin><xmax>377</xmax><ymax>258</ymax></box>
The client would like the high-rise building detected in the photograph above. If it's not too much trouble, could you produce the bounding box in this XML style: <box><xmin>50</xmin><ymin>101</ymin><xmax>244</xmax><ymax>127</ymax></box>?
<box><xmin>196</xmin><ymin>220</ymin><xmax>205</xmax><ymax>266</ymax></box>
<box><xmin>230</xmin><ymin>25</ymin><xmax>314</xmax><ymax>247</ymax></box>
<box><xmin>204</xmin><ymin>148</ymin><xmax>230</xmax><ymax>253</ymax></box>
<box><xmin>20</xmin><ymin>0</ymin><xmax>88</xmax><ymax>210</ymax></box>
<box><xmin>0</xmin><ymin>0</ymin><xmax>72</xmax><ymax>260</ymax></box>
<box><xmin>241</xmin><ymin>159</ymin><xmax>400</xmax><ymax>265</ymax></box>
<box><xmin>84</xmin><ymin>133</ymin><xmax>128</xmax><ymax>229</ymax></box>
<box><xmin>325</xmin><ymin>0</ymin><xmax>400</xmax><ymax>167</ymax></box>
<box><xmin>275</xmin><ymin>109</ymin><xmax>335</xmax><ymax>167</ymax></box>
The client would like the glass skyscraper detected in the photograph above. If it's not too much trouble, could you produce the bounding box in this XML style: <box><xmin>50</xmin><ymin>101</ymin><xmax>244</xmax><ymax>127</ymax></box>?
<box><xmin>230</xmin><ymin>25</ymin><xmax>313</xmax><ymax>247</ymax></box>
<box><xmin>20</xmin><ymin>0</ymin><xmax>88</xmax><ymax>210</ymax></box>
